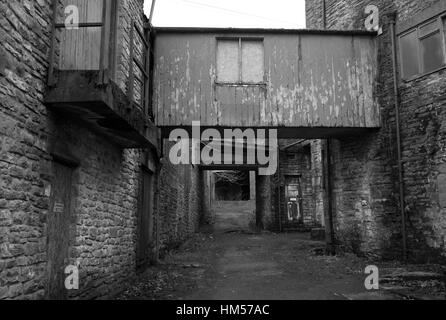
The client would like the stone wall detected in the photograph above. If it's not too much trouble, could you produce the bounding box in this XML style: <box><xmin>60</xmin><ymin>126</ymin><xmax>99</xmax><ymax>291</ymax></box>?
<box><xmin>0</xmin><ymin>0</ymin><xmax>203</xmax><ymax>300</ymax></box>
<box><xmin>0</xmin><ymin>0</ymin><xmax>145</xmax><ymax>300</ymax></box>
<box><xmin>1</xmin><ymin>0</ymin><xmax>58</xmax><ymax>300</ymax></box>
<box><xmin>157</xmin><ymin>141</ymin><xmax>203</xmax><ymax>255</ymax></box>
<box><xmin>306</xmin><ymin>0</ymin><xmax>446</xmax><ymax>262</ymax></box>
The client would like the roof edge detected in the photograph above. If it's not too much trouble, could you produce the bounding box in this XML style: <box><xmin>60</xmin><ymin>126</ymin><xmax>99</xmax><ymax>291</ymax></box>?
<box><xmin>153</xmin><ymin>27</ymin><xmax>377</xmax><ymax>36</ymax></box>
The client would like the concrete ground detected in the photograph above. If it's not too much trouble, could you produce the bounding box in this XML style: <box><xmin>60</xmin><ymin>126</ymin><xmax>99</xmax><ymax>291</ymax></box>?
<box><xmin>117</xmin><ymin>205</ymin><xmax>445</xmax><ymax>300</ymax></box>
<box><xmin>175</xmin><ymin>232</ymin><xmax>373</xmax><ymax>300</ymax></box>
<box><xmin>118</xmin><ymin>230</ymin><xmax>429</xmax><ymax>300</ymax></box>
<box><xmin>213</xmin><ymin>201</ymin><xmax>256</xmax><ymax>232</ymax></box>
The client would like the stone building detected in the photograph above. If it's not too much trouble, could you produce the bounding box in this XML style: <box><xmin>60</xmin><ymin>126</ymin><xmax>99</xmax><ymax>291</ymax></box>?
<box><xmin>306</xmin><ymin>0</ymin><xmax>446</xmax><ymax>261</ymax></box>
<box><xmin>0</xmin><ymin>0</ymin><xmax>202</xmax><ymax>300</ymax></box>
<box><xmin>2</xmin><ymin>0</ymin><xmax>446</xmax><ymax>302</ymax></box>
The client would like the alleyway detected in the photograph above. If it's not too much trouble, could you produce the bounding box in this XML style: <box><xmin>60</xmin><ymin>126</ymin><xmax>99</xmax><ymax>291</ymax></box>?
<box><xmin>117</xmin><ymin>227</ymin><xmax>443</xmax><ymax>300</ymax></box>
<box><xmin>117</xmin><ymin>231</ymin><xmax>371</xmax><ymax>300</ymax></box>
<box><xmin>114</xmin><ymin>201</ymin><xmax>446</xmax><ymax>301</ymax></box>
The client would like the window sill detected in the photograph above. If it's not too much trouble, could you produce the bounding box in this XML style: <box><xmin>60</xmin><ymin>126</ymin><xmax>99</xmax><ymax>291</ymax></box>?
<box><xmin>402</xmin><ymin>65</ymin><xmax>446</xmax><ymax>83</ymax></box>
<box><xmin>215</xmin><ymin>81</ymin><xmax>267</xmax><ymax>87</ymax></box>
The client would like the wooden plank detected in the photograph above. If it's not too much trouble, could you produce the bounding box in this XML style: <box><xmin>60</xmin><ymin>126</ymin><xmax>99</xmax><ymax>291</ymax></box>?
<box><xmin>128</xmin><ymin>22</ymin><xmax>135</xmax><ymax>102</ymax></box>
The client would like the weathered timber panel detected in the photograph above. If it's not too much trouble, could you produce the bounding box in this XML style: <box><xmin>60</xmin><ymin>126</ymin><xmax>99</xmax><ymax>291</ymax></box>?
<box><xmin>153</xmin><ymin>31</ymin><xmax>380</xmax><ymax>128</ymax></box>
<box><xmin>58</xmin><ymin>0</ymin><xmax>104</xmax><ymax>70</ymax></box>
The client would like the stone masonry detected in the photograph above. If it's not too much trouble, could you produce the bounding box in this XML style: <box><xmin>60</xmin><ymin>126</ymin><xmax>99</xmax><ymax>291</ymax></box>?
<box><xmin>306</xmin><ymin>0</ymin><xmax>446</xmax><ymax>262</ymax></box>
<box><xmin>0</xmin><ymin>0</ymin><xmax>203</xmax><ymax>300</ymax></box>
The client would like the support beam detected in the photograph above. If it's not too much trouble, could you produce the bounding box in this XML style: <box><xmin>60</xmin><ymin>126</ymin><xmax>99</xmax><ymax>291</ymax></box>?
<box><xmin>322</xmin><ymin>139</ymin><xmax>336</xmax><ymax>255</ymax></box>
<box><xmin>250</xmin><ymin>171</ymin><xmax>256</xmax><ymax>200</ymax></box>
<box><xmin>255</xmin><ymin>174</ymin><xmax>272</xmax><ymax>231</ymax></box>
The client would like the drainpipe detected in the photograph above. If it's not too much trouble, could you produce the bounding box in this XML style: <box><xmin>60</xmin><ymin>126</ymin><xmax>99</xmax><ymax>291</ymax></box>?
<box><xmin>390</xmin><ymin>13</ymin><xmax>408</xmax><ymax>261</ymax></box>
<box><xmin>322</xmin><ymin>0</ymin><xmax>327</xmax><ymax>29</ymax></box>
<box><xmin>277</xmin><ymin>151</ymin><xmax>283</xmax><ymax>233</ymax></box>
<box><xmin>149</xmin><ymin>0</ymin><xmax>157</xmax><ymax>24</ymax></box>
<box><xmin>323</xmin><ymin>139</ymin><xmax>335</xmax><ymax>255</ymax></box>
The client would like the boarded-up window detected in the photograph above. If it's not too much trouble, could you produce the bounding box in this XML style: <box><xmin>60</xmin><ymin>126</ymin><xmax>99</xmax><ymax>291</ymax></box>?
<box><xmin>242</xmin><ymin>40</ymin><xmax>264</xmax><ymax>83</ymax></box>
<box><xmin>217</xmin><ymin>38</ymin><xmax>264</xmax><ymax>83</ymax></box>
<box><xmin>57</xmin><ymin>0</ymin><xmax>105</xmax><ymax>70</ymax></box>
<box><xmin>217</xmin><ymin>40</ymin><xmax>239</xmax><ymax>83</ymax></box>
<box><xmin>399</xmin><ymin>17</ymin><xmax>446</xmax><ymax>80</ymax></box>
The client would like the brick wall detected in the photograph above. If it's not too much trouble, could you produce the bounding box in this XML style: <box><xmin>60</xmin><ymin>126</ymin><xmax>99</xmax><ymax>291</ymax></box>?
<box><xmin>307</xmin><ymin>0</ymin><xmax>446</xmax><ymax>262</ymax></box>
<box><xmin>0</xmin><ymin>0</ymin><xmax>203</xmax><ymax>300</ymax></box>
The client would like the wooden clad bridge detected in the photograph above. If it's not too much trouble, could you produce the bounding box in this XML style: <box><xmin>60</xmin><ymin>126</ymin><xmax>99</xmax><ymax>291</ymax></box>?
<box><xmin>153</xmin><ymin>28</ymin><xmax>379</xmax><ymax>138</ymax></box>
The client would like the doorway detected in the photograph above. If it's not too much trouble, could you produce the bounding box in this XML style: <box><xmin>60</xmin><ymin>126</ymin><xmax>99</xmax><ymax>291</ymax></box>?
<box><xmin>284</xmin><ymin>176</ymin><xmax>304</xmax><ymax>226</ymax></box>
<box><xmin>137</xmin><ymin>167</ymin><xmax>155</xmax><ymax>270</ymax></box>
<box><xmin>47</xmin><ymin>161</ymin><xmax>75</xmax><ymax>300</ymax></box>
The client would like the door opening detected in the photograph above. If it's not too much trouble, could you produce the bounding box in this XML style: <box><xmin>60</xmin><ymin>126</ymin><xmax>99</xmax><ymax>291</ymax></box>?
<box><xmin>284</xmin><ymin>176</ymin><xmax>304</xmax><ymax>225</ymax></box>
<box><xmin>47</xmin><ymin>161</ymin><xmax>75</xmax><ymax>300</ymax></box>
<box><xmin>137</xmin><ymin>167</ymin><xmax>155</xmax><ymax>270</ymax></box>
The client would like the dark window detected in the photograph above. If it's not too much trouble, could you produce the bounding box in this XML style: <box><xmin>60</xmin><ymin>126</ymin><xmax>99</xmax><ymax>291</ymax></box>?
<box><xmin>421</xmin><ymin>31</ymin><xmax>444</xmax><ymax>72</ymax></box>
<box><xmin>400</xmin><ymin>30</ymin><xmax>420</xmax><ymax>79</ymax></box>
<box><xmin>399</xmin><ymin>17</ymin><xmax>446</xmax><ymax>80</ymax></box>
<box><xmin>419</xmin><ymin>19</ymin><xmax>444</xmax><ymax>73</ymax></box>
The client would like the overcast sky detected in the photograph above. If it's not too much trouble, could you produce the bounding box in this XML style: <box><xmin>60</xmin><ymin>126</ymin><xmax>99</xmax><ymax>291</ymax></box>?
<box><xmin>144</xmin><ymin>0</ymin><xmax>306</xmax><ymax>29</ymax></box>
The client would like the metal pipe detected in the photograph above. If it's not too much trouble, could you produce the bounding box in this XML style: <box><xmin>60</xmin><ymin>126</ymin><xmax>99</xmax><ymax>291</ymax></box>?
<box><xmin>149</xmin><ymin>0</ymin><xmax>157</xmax><ymax>24</ymax></box>
<box><xmin>280</xmin><ymin>139</ymin><xmax>307</xmax><ymax>151</ymax></box>
<box><xmin>322</xmin><ymin>0</ymin><xmax>327</xmax><ymax>29</ymax></box>
<box><xmin>47</xmin><ymin>0</ymin><xmax>58</xmax><ymax>86</ymax></box>
<box><xmin>277</xmin><ymin>151</ymin><xmax>282</xmax><ymax>232</ymax></box>
<box><xmin>390</xmin><ymin>14</ymin><xmax>407</xmax><ymax>261</ymax></box>
<box><xmin>324</xmin><ymin>139</ymin><xmax>335</xmax><ymax>255</ymax></box>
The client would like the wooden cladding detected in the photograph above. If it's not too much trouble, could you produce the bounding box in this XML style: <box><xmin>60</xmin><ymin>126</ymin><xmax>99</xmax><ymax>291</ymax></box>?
<box><xmin>128</xmin><ymin>21</ymin><xmax>152</xmax><ymax>117</ymax></box>
<box><xmin>153</xmin><ymin>32</ymin><xmax>380</xmax><ymax>129</ymax></box>
<box><xmin>48</xmin><ymin>0</ymin><xmax>152</xmax><ymax>117</ymax></box>
<box><xmin>56</xmin><ymin>0</ymin><xmax>111</xmax><ymax>71</ymax></box>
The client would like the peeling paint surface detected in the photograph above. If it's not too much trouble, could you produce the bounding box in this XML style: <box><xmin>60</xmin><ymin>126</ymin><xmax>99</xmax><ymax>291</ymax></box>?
<box><xmin>153</xmin><ymin>32</ymin><xmax>380</xmax><ymax>128</ymax></box>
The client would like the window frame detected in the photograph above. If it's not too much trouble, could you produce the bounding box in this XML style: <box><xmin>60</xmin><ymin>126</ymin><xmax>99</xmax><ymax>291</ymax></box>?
<box><xmin>399</xmin><ymin>14</ymin><xmax>446</xmax><ymax>82</ymax></box>
<box><xmin>49</xmin><ymin>0</ymin><xmax>119</xmax><ymax>84</ymax></box>
<box><xmin>215</xmin><ymin>37</ymin><xmax>266</xmax><ymax>86</ymax></box>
